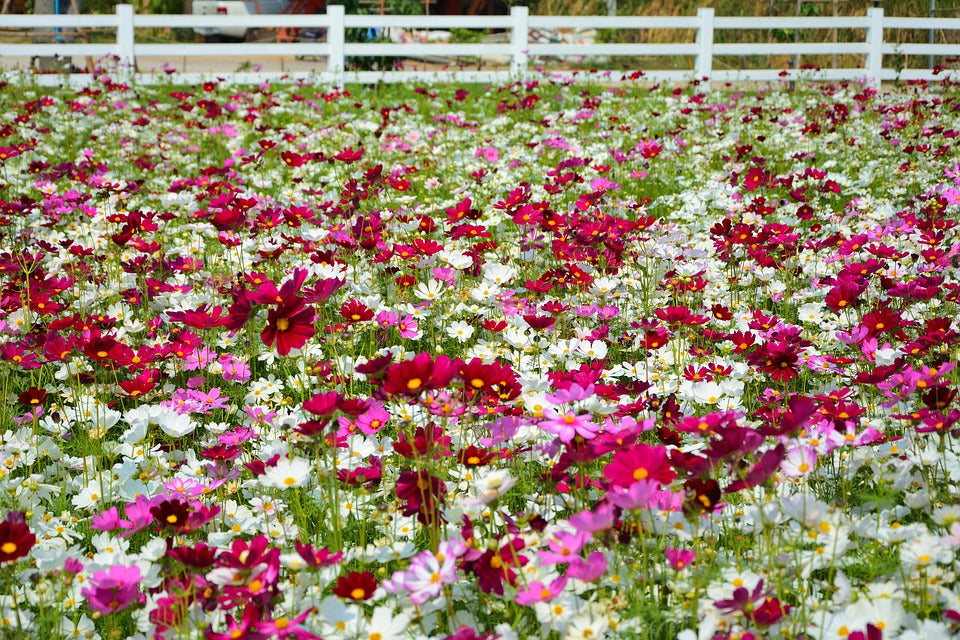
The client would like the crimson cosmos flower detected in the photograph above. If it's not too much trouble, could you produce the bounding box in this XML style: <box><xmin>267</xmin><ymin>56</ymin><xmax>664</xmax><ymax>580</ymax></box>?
<box><xmin>0</xmin><ymin>511</ymin><xmax>36</xmax><ymax>563</ymax></box>
<box><xmin>332</xmin><ymin>570</ymin><xmax>378</xmax><ymax>601</ymax></box>
<box><xmin>261</xmin><ymin>296</ymin><xmax>316</xmax><ymax>356</ymax></box>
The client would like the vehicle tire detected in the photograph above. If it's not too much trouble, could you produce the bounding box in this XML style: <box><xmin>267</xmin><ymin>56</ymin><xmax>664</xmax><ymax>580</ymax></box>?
<box><xmin>203</xmin><ymin>33</ymin><xmax>225</xmax><ymax>43</ymax></box>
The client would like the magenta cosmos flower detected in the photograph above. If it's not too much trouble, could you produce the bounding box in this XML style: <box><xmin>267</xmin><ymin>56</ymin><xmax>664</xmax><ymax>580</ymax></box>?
<box><xmin>603</xmin><ymin>443</ymin><xmax>676</xmax><ymax>488</ymax></box>
<box><xmin>82</xmin><ymin>564</ymin><xmax>142</xmax><ymax>614</ymax></box>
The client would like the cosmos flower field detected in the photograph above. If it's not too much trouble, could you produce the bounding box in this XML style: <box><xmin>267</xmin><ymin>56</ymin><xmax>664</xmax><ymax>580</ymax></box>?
<box><xmin>1</xmin><ymin>67</ymin><xmax>960</xmax><ymax>640</ymax></box>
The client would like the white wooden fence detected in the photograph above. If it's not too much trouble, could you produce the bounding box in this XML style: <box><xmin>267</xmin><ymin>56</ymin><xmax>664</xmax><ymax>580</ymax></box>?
<box><xmin>1</xmin><ymin>5</ymin><xmax>958</xmax><ymax>87</ymax></box>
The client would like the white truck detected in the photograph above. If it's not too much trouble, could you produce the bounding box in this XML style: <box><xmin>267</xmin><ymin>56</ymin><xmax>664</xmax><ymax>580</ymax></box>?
<box><xmin>192</xmin><ymin>0</ymin><xmax>295</xmax><ymax>42</ymax></box>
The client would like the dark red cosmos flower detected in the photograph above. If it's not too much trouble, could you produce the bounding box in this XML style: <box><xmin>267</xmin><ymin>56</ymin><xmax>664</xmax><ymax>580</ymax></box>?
<box><xmin>654</xmin><ymin>306</ymin><xmax>709</xmax><ymax>326</ymax></box>
<box><xmin>118</xmin><ymin>369</ymin><xmax>160</xmax><ymax>398</ymax></box>
<box><xmin>460</xmin><ymin>538</ymin><xmax>528</xmax><ymax>596</ymax></box>
<box><xmin>17</xmin><ymin>386</ymin><xmax>48</xmax><ymax>408</ymax></box>
<box><xmin>683</xmin><ymin>478</ymin><xmax>722</xmax><ymax>515</ymax></box>
<box><xmin>741</xmin><ymin>166</ymin><xmax>769</xmax><ymax>191</ymax></box>
<box><xmin>715</xmin><ymin>579</ymin><xmax>786</xmax><ymax>627</ymax></box>
<box><xmin>166</xmin><ymin>542</ymin><xmax>218</xmax><ymax>569</ymax></box>
<box><xmin>337</xmin><ymin>458</ymin><xmax>383</xmax><ymax>488</ymax></box>
<box><xmin>459</xmin><ymin>518</ymin><xmax>528</xmax><ymax>595</ymax></box>
<box><xmin>394</xmin><ymin>424</ymin><xmax>451</xmax><ymax>459</ymax></box>
<box><xmin>824</xmin><ymin>274</ymin><xmax>866</xmax><ymax>312</ymax></box>
<box><xmin>382</xmin><ymin>353</ymin><xmax>461</xmax><ymax>397</ymax></box>
<box><xmin>333</xmin><ymin>146</ymin><xmax>364</xmax><ymax>163</ymax></box>
<box><xmin>332</xmin><ymin>571</ymin><xmax>378</xmax><ymax>601</ymax></box>
<box><xmin>725</xmin><ymin>444</ymin><xmax>785</xmax><ymax>494</ymax></box>
<box><xmin>754</xmin><ymin>395</ymin><xmax>816</xmax><ymax>437</ymax></box>
<box><xmin>166</xmin><ymin>304</ymin><xmax>229</xmax><ymax>329</ymax></box>
<box><xmin>340</xmin><ymin>299</ymin><xmax>374</xmax><ymax>323</ymax></box>
<box><xmin>150</xmin><ymin>499</ymin><xmax>221</xmax><ymax>534</ymax></box>
<box><xmin>0</xmin><ymin>511</ymin><xmax>36</xmax><ymax>563</ymax></box>
<box><xmin>458</xmin><ymin>358</ymin><xmax>516</xmax><ymax>397</ymax></box>
<box><xmin>82</xmin><ymin>333</ymin><xmax>125</xmax><ymax>363</ymax></box>
<box><xmin>523</xmin><ymin>314</ymin><xmax>556</xmax><ymax>330</ymax></box>
<box><xmin>457</xmin><ymin>445</ymin><xmax>495</xmax><ymax>467</ymax></box>
<box><xmin>261</xmin><ymin>297</ymin><xmax>315</xmax><ymax>356</ymax></box>
<box><xmin>396</xmin><ymin>470</ymin><xmax>446</xmax><ymax>525</ymax></box>
<box><xmin>746</xmin><ymin>339</ymin><xmax>803</xmax><ymax>382</ymax></box>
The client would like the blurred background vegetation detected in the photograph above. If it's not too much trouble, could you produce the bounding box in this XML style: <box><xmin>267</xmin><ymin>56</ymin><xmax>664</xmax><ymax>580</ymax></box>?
<box><xmin>40</xmin><ymin>0</ymin><xmax>957</xmax><ymax>16</ymax></box>
<box><xmin>8</xmin><ymin>0</ymin><xmax>956</xmax><ymax>72</ymax></box>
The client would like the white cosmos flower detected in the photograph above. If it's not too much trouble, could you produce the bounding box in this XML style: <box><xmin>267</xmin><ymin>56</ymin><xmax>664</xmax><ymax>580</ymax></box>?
<box><xmin>690</xmin><ymin>381</ymin><xmax>724</xmax><ymax>405</ymax></box>
<box><xmin>360</xmin><ymin>607</ymin><xmax>411</xmax><ymax>640</ymax></box>
<box><xmin>471</xmin><ymin>282</ymin><xmax>502</xmax><ymax>302</ymax></box>
<box><xmin>123</xmin><ymin>404</ymin><xmax>197</xmax><ymax>440</ymax></box>
<box><xmin>440</xmin><ymin>249</ymin><xmax>472</xmax><ymax>270</ymax></box>
<box><xmin>461</xmin><ymin>469</ymin><xmax>516</xmax><ymax>506</ymax></box>
<box><xmin>446</xmin><ymin>320</ymin><xmax>475</xmax><ymax>343</ymax></box>
<box><xmin>798</xmin><ymin>301</ymin><xmax>826</xmax><ymax>325</ymax></box>
<box><xmin>576</xmin><ymin>339</ymin><xmax>608</xmax><ymax>359</ymax></box>
<box><xmin>414</xmin><ymin>279</ymin><xmax>445</xmax><ymax>301</ymax></box>
<box><xmin>261</xmin><ymin>456</ymin><xmax>313</xmax><ymax>489</ymax></box>
<box><xmin>482</xmin><ymin>263</ymin><xmax>516</xmax><ymax>285</ymax></box>
<box><xmin>157</xmin><ymin>410</ymin><xmax>198</xmax><ymax>438</ymax></box>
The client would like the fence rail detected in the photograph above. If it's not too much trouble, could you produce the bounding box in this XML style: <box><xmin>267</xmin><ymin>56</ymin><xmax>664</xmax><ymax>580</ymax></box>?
<box><xmin>1</xmin><ymin>5</ymin><xmax>959</xmax><ymax>87</ymax></box>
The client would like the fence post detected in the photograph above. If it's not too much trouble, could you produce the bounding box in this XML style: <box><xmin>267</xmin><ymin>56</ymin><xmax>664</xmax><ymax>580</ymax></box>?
<box><xmin>511</xmin><ymin>5</ymin><xmax>529</xmax><ymax>78</ymax></box>
<box><xmin>327</xmin><ymin>4</ymin><xmax>345</xmax><ymax>87</ymax></box>
<box><xmin>696</xmin><ymin>7</ymin><xmax>714</xmax><ymax>81</ymax></box>
<box><xmin>865</xmin><ymin>7</ymin><xmax>883</xmax><ymax>88</ymax></box>
<box><xmin>116</xmin><ymin>3</ymin><xmax>135</xmax><ymax>77</ymax></box>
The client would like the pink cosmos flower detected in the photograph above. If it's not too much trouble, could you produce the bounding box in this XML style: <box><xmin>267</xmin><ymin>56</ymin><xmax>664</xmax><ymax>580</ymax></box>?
<box><xmin>545</xmin><ymin>383</ymin><xmax>595</xmax><ymax>404</ymax></box>
<box><xmin>254</xmin><ymin>609</ymin><xmax>320</xmax><ymax>640</ymax></box>
<box><xmin>184</xmin><ymin>346</ymin><xmax>216</xmax><ymax>371</ymax></box>
<box><xmin>396</xmin><ymin>314</ymin><xmax>419</xmax><ymax>339</ymax></box>
<box><xmin>943</xmin><ymin>186</ymin><xmax>960</xmax><ymax>206</ymax></box>
<box><xmin>605</xmin><ymin>479</ymin><xmax>660</xmax><ymax>511</ymax></box>
<box><xmin>356</xmin><ymin>404</ymin><xmax>390</xmax><ymax>435</ymax></box>
<box><xmin>539</xmin><ymin>409</ymin><xmax>599</xmax><ymax>443</ymax></box>
<box><xmin>665</xmin><ymin>547</ymin><xmax>696</xmax><ymax>570</ymax></box>
<box><xmin>82</xmin><ymin>564</ymin><xmax>142</xmax><ymax>614</ymax></box>
<box><xmin>537</xmin><ymin>530</ymin><xmax>591</xmax><ymax>565</ymax></box>
<box><xmin>566</xmin><ymin>551</ymin><xmax>607</xmax><ymax>581</ymax></box>
<box><xmin>515</xmin><ymin>575</ymin><xmax>568</xmax><ymax>605</ymax></box>
<box><xmin>219</xmin><ymin>354</ymin><xmax>251</xmax><ymax>382</ymax></box>
<box><xmin>567</xmin><ymin>502</ymin><xmax>616</xmax><ymax>533</ymax></box>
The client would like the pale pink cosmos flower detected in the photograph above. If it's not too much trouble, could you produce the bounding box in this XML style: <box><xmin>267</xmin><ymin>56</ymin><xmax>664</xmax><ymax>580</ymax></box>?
<box><xmin>781</xmin><ymin>444</ymin><xmax>817</xmax><ymax>478</ymax></box>
<box><xmin>384</xmin><ymin>539</ymin><xmax>466</xmax><ymax>605</ymax></box>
